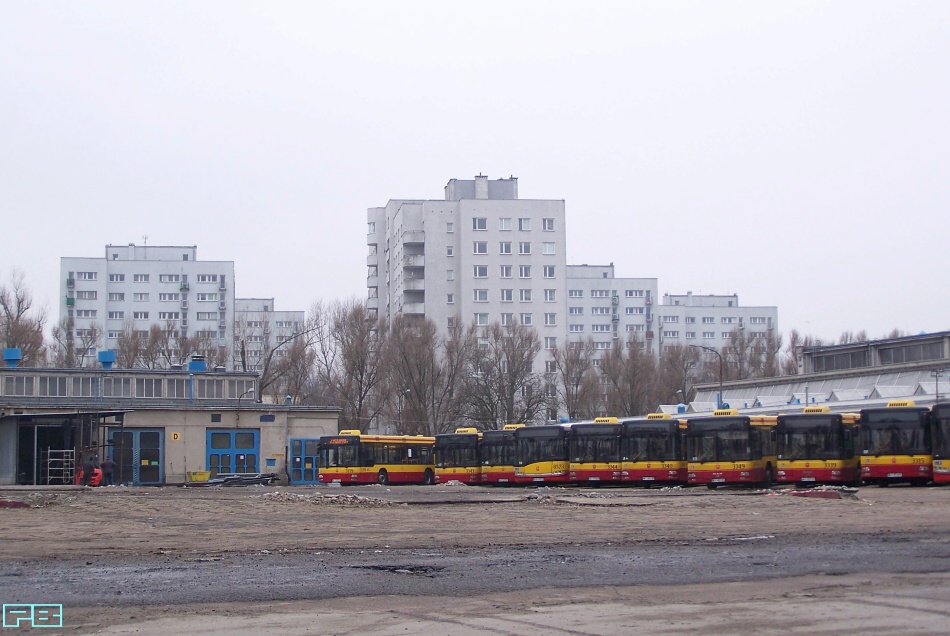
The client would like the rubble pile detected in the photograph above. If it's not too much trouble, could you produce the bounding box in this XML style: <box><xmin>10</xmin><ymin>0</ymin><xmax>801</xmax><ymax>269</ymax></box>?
<box><xmin>258</xmin><ymin>491</ymin><xmax>403</xmax><ymax>507</ymax></box>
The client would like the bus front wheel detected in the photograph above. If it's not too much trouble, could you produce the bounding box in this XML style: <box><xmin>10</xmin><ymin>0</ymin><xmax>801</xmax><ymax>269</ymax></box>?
<box><xmin>423</xmin><ymin>469</ymin><xmax>434</xmax><ymax>485</ymax></box>
<box><xmin>377</xmin><ymin>469</ymin><xmax>389</xmax><ymax>485</ymax></box>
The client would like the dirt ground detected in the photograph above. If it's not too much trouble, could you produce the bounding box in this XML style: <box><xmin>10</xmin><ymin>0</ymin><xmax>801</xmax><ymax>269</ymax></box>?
<box><xmin>1</xmin><ymin>483</ymin><xmax>949</xmax><ymax>634</ymax></box>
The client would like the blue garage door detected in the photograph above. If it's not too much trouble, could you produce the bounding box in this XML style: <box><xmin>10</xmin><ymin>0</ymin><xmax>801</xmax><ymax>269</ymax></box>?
<box><xmin>207</xmin><ymin>429</ymin><xmax>260</xmax><ymax>477</ymax></box>
<box><xmin>109</xmin><ymin>428</ymin><xmax>165</xmax><ymax>485</ymax></box>
<box><xmin>290</xmin><ymin>438</ymin><xmax>321</xmax><ymax>484</ymax></box>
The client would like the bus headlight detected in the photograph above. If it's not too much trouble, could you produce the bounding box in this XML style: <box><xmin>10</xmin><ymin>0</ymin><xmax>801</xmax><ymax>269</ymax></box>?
<box><xmin>777</xmin><ymin>470</ymin><xmax>786</xmax><ymax>476</ymax></box>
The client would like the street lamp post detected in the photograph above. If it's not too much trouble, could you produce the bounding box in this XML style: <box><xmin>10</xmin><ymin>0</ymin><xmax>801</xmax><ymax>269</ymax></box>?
<box><xmin>689</xmin><ymin>344</ymin><xmax>724</xmax><ymax>409</ymax></box>
<box><xmin>932</xmin><ymin>369</ymin><xmax>946</xmax><ymax>403</ymax></box>
<box><xmin>237</xmin><ymin>387</ymin><xmax>255</xmax><ymax>425</ymax></box>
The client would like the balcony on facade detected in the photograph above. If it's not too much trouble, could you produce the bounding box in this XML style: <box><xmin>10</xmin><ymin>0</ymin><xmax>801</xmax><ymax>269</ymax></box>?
<box><xmin>403</xmin><ymin>254</ymin><xmax>425</xmax><ymax>268</ymax></box>
<box><xmin>402</xmin><ymin>302</ymin><xmax>425</xmax><ymax>315</ymax></box>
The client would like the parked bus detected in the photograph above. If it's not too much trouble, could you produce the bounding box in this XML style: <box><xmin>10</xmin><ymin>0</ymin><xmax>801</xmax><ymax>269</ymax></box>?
<box><xmin>481</xmin><ymin>424</ymin><xmax>522</xmax><ymax>485</ymax></box>
<box><xmin>621</xmin><ymin>413</ymin><xmax>688</xmax><ymax>486</ymax></box>
<box><xmin>434</xmin><ymin>427</ymin><xmax>482</xmax><ymax>484</ymax></box>
<box><xmin>685</xmin><ymin>410</ymin><xmax>777</xmax><ymax>488</ymax></box>
<box><xmin>317</xmin><ymin>430</ymin><xmax>436</xmax><ymax>485</ymax></box>
<box><xmin>859</xmin><ymin>401</ymin><xmax>933</xmax><ymax>486</ymax></box>
<box><xmin>775</xmin><ymin>407</ymin><xmax>860</xmax><ymax>486</ymax></box>
<box><xmin>933</xmin><ymin>402</ymin><xmax>950</xmax><ymax>485</ymax></box>
<box><xmin>514</xmin><ymin>423</ymin><xmax>570</xmax><ymax>484</ymax></box>
<box><xmin>568</xmin><ymin>418</ymin><xmax>622</xmax><ymax>484</ymax></box>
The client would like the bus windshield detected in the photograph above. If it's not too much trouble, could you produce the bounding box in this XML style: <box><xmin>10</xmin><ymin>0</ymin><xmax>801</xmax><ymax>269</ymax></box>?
<box><xmin>319</xmin><ymin>442</ymin><xmax>360</xmax><ymax>467</ymax></box>
<box><xmin>686</xmin><ymin>430</ymin><xmax>756</xmax><ymax>462</ymax></box>
<box><xmin>776</xmin><ymin>419</ymin><xmax>846</xmax><ymax>460</ymax></box>
<box><xmin>517</xmin><ymin>431</ymin><xmax>567</xmax><ymax>466</ymax></box>
<box><xmin>435</xmin><ymin>438</ymin><xmax>479</xmax><ymax>468</ymax></box>
<box><xmin>623</xmin><ymin>429</ymin><xmax>680</xmax><ymax>462</ymax></box>
<box><xmin>860</xmin><ymin>410</ymin><xmax>930</xmax><ymax>456</ymax></box>
<box><xmin>570</xmin><ymin>435</ymin><xmax>621</xmax><ymax>463</ymax></box>
<box><xmin>481</xmin><ymin>433</ymin><xmax>516</xmax><ymax>466</ymax></box>
<box><xmin>934</xmin><ymin>406</ymin><xmax>950</xmax><ymax>459</ymax></box>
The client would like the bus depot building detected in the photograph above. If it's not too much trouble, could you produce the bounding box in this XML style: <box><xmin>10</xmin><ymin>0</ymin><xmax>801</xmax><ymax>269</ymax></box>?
<box><xmin>0</xmin><ymin>358</ymin><xmax>339</xmax><ymax>486</ymax></box>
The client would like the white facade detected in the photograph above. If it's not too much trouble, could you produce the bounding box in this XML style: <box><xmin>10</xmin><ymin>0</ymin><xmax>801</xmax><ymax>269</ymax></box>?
<box><xmin>655</xmin><ymin>292</ymin><xmax>778</xmax><ymax>354</ymax></box>
<box><xmin>60</xmin><ymin>244</ymin><xmax>235</xmax><ymax>363</ymax></box>
<box><xmin>368</xmin><ymin>176</ymin><xmax>568</xmax><ymax>370</ymax></box>
<box><xmin>233</xmin><ymin>298</ymin><xmax>306</xmax><ymax>372</ymax></box>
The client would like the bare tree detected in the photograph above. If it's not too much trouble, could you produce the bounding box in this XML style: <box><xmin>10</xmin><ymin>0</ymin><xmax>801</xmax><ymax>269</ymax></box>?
<box><xmin>655</xmin><ymin>343</ymin><xmax>700</xmax><ymax>407</ymax></box>
<box><xmin>551</xmin><ymin>338</ymin><xmax>599</xmax><ymax>421</ymax></box>
<box><xmin>0</xmin><ymin>270</ymin><xmax>47</xmax><ymax>365</ymax></box>
<box><xmin>49</xmin><ymin>316</ymin><xmax>76</xmax><ymax>367</ymax></box>
<box><xmin>599</xmin><ymin>333</ymin><xmax>655</xmax><ymax>417</ymax></box>
<box><xmin>267</xmin><ymin>336</ymin><xmax>317</xmax><ymax>405</ymax></box>
<box><xmin>312</xmin><ymin>299</ymin><xmax>387</xmax><ymax>432</ymax></box>
<box><xmin>465</xmin><ymin>321</ymin><xmax>546</xmax><ymax>428</ymax></box>
<box><xmin>115</xmin><ymin>321</ymin><xmax>143</xmax><ymax>368</ymax></box>
<box><xmin>383</xmin><ymin>315</ymin><xmax>477</xmax><ymax>435</ymax></box>
<box><xmin>74</xmin><ymin>322</ymin><xmax>104</xmax><ymax>368</ymax></box>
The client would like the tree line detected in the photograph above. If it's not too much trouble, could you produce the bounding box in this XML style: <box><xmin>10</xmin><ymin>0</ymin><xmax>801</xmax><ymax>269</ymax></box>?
<box><xmin>0</xmin><ymin>270</ymin><xmax>907</xmax><ymax>433</ymax></box>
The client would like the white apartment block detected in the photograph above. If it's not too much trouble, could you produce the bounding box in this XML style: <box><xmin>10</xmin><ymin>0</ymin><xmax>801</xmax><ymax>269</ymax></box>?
<box><xmin>233</xmin><ymin>298</ymin><xmax>306</xmax><ymax>372</ymax></box>
<box><xmin>368</xmin><ymin>176</ymin><xmax>567</xmax><ymax>370</ymax></box>
<box><xmin>564</xmin><ymin>268</ymin><xmax>778</xmax><ymax>360</ymax></box>
<box><xmin>565</xmin><ymin>264</ymin><xmax>658</xmax><ymax>364</ymax></box>
<box><xmin>656</xmin><ymin>292</ymin><xmax>778</xmax><ymax>354</ymax></box>
<box><xmin>60</xmin><ymin>244</ymin><xmax>235</xmax><ymax>363</ymax></box>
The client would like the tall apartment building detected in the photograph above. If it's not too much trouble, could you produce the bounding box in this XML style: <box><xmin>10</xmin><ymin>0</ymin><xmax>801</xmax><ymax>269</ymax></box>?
<box><xmin>232</xmin><ymin>298</ymin><xmax>306</xmax><ymax>372</ymax></box>
<box><xmin>60</xmin><ymin>244</ymin><xmax>235</xmax><ymax>363</ymax></box>
<box><xmin>367</xmin><ymin>176</ymin><xmax>568</xmax><ymax>370</ymax></box>
<box><xmin>563</xmin><ymin>267</ymin><xmax>778</xmax><ymax>361</ymax></box>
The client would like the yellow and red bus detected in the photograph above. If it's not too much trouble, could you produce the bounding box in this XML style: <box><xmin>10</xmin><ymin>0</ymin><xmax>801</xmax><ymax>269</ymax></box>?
<box><xmin>434</xmin><ymin>427</ymin><xmax>482</xmax><ymax>484</ymax></box>
<box><xmin>621</xmin><ymin>413</ymin><xmax>688</xmax><ymax>486</ymax></box>
<box><xmin>933</xmin><ymin>402</ymin><xmax>950</xmax><ymax>484</ymax></box>
<box><xmin>481</xmin><ymin>424</ymin><xmax>522</xmax><ymax>485</ymax></box>
<box><xmin>568</xmin><ymin>418</ymin><xmax>622</xmax><ymax>484</ymax></box>
<box><xmin>775</xmin><ymin>407</ymin><xmax>860</xmax><ymax>486</ymax></box>
<box><xmin>860</xmin><ymin>401</ymin><xmax>933</xmax><ymax>486</ymax></box>
<box><xmin>686</xmin><ymin>410</ymin><xmax>777</xmax><ymax>488</ymax></box>
<box><xmin>317</xmin><ymin>430</ymin><xmax>436</xmax><ymax>485</ymax></box>
<box><xmin>514</xmin><ymin>423</ymin><xmax>570</xmax><ymax>484</ymax></box>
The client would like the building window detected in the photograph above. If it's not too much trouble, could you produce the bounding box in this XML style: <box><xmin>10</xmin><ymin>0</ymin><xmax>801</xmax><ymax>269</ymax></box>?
<box><xmin>473</xmin><ymin>241</ymin><xmax>488</xmax><ymax>254</ymax></box>
<box><xmin>542</xmin><ymin>218</ymin><xmax>554</xmax><ymax>231</ymax></box>
<box><xmin>499</xmin><ymin>241</ymin><xmax>512</xmax><ymax>254</ymax></box>
<box><xmin>568</xmin><ymin>290</ymin><xmax>583</xmax><ymax>298</ymax></box>
<box><xmin>519</xmin><ymin>265</ymin><xmax>531</xmax><ymax>278</ymax></box>
<box><xmin>591</xmin><ymin>307</ymin><xmax>611</xmax><ymax>315</ymax></box>
<box><xmin>626</xmin><ymin>307</ymin><xmax>644</xmax><ymax>315</ymax></box>
<box><xmin>197</xmin><ymin>274</ymin><xmax>218</xmax><ymax>283</ymax></box>
<box><xmin>685</xmin><ymin>316</ymin><xmax>696</xmax><ymax>324</ymax></box>
<box><xmin>663</xmin><ymin>330</ymin><xmax>679</xmax><ymax>338</ymax></box>
<box><xmin>594</xmin><ymin>342</ymin><xmax>611</xmax><ymax>350</ymax></box>
<box><xmin>591</xmin><ymin>290</ymin><xmax>610</xmax><ymax>298</ymax></box>
<box><xmin>545</xmin><ymin>361</ymin><xmax>557</xmax><ymax>373</ymax></box>
<box><xmin>133</xmin><ymin>292</ymin><xmax>149</xmax><ymax>302</ymax></box>
<box><xmin>447</xmin><ymin>316</ymin><xmax>456</xmax><ymax>329</ymax></box>
<box><xmin>474</xmin><ymin>289</ymin><xmax>488</xmax><ymax>302</ymax></box>
<box><xmin>663</xmin><ymin>316</ymin><xmax>679</xmax><ymax>323</ymax></box>
<box><xmin>158</xmin><ymin>312</ymin><xmax>180</xmax><ymax>320</ymax></box>
<box><xmin>544</xmin><ymin>289</ymin><xmax>556</xmax><ymax>302</ymax></box>
<box><xmin>159</xmin><ymin>274</ymin><xmax>180</xmax><ymax>283</ymax></box>
<box><xmin>107</xmin><ymin>331</ymin><xmax>121</xmax><ymax>339</ymax></box>
<box><xmin>75</xmin><ymin>290</ymin><xmax>97</xmax><ymax>300</ymax></box>
<box><xmin>702</xmin><ymin>317</ymin><xmax>714</xmax><ymax>324</ymax></box>
<box><xmin>109</xmin><ymin>274</ymin><xmax>124</xmax><ymax>282</ymax></box>
<box><xmin>447</xmin><ymin>294</ymin><xmax>454</xmax><ymax>304</ymax></box>
<box><xmin>628</xmin><ymin>324</ymin><xmax>645</xmax><ymax>332</ymax></box>
<box><xmin>133</xmin><ymin>311</ymin><xmax>149</xmax><ymax>320</ymax></box>
<box><xmin>473</xmin><ymin>217</ymin><xmax>487</xmax><ymax>230</ymax></box>
<box><xmin>520</xmin><ymin>313</ymin><xmax>533</xmax><ymax>326</ymax></box>
<box><xmin>501</xmin><ymin>312</ymin><xmax>513</xmax><ymax>325</ymax></box>
<box><xmin>544</xmin><ymin>336</ymin><xmax>556</xmax><ymax>349</ymax></box>
<box><xmin>196</xmin><ymin>312</ymin><xmax>216</xmax><ymax>320</ymax></box>
<box><xmin>569</xmin><ymin>324</ymin><xmax>584</xmax><ymax>333</ymax></box>
<box><xmin>75</xmin><ymin>309</ymin><xmax>97</xmax><ymax>318</ymax></box>
<box><xmin>473</xmin><ymin>265</ymin><xmax>488</xmax><ymax>278</ymax></box>
<box><xmin>590</xmin><ymin>324</ymin><xmax>610</xmax><ymax>332</ymax></box>
<box><xmin>446</xmin><ymin>222</ymin><xmax>454</xmax><ymax>233</ymax></box>
<box><xmin>108</xmin><ymin>311</ymin><xmax>124</xmax><ymax>320</ymax></box>
<box><xmin>722</xmin><ymin>332</ymin><xmax>732</xmax><ymax>339</ymax></box>
<box><xmin>703</xmin><ymin>331</ymin><xmax>715</xmax><ymax>338</ymax></box>
<box><xmin>751</xmin><ymin>317</ymin><xmax>767</xmax><ymax>324</ymax></box>
<box><xmin>133</xmin><ymin>274</ymin><xmax>149</xmax><ymax>282</ymax></box>
<box><xmin>519</xmin><ymin>242</ymin><xmax>531</xmax><ymax>255</ymax></box>
<box><xmin>543</xmin><ymin>265</ymin><xmax>555</xmax><ymax>278</ymax></box>
<box><xmin>159</xmin><ymin>293</ymin><xmax>180</xmax><ymax>301</ymax></box>
<box><xmin>499</xmin><ymin>218</ymin><xmax>511</xmax><ymax>231</ymax></box>
<box><xmin>569</xmin><ymin>307</ymin><xmax>583</xmax><ymax>315</ymax></box>
<box><xmin>446</xmin><ymin>270</ymin><xmax>455</xmax><ymax>281</ymax></box>
<box><xmin>77</xmin><ymin>271</ymin><xmax>97</xmax><ymax>281</ymax></box>
<box><xmin>500</xmin><ymin>289</ymin><xmax>513</xmax><ymax>302</ymax></box>
<box><xmin>542</xmin><ymin>242</ymin><xmax>555</xmax><ymax>255</ymax></box>
<box><xmin>108</xmin><ymin>292</ymin><xmax>124</xmax><ymax>301</ymax></box>
<box><xmin>446</xmin><ymin>246</ymin><xmax>454</xmax><ymax>257</ymax></box>
<box><xmin>722</xmin><ymin>317</ymin><xmax>736</xmax><ymax>324</ymax></box>
<box><xmin>626</xmin><ymin>289</ymin><xmax>644</xmax><ymax>297</ymax></box>
<box><xmin>544</xmin><ymin>313</ymin><xmax>557</xmax><ymax>326</ymax></box>
<box><xmin>368</xmin><ymin>221</ymin><xmax>376</xmax><ymax>233</ymax></box>
<box><xmin>518</xmin><ymin>218</ymin><xmax>531</xmax><ymax>231</ymax></box>
<box><xmin>475</xmin><ymin>313</ymin><xmax>489</xmax><ymax>326</ymax></box>
<box><xmin>520</xmin><ymin>289</ymin><xmax>532</xmax><ymax>302</ymax></box>
<box><xmin>196</xmin><ymin>293</ymin><xmax>218</xmax><ymax>301</ymax></box>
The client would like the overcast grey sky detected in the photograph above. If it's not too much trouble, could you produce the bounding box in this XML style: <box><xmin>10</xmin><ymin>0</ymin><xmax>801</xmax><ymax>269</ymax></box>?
<box><xmin>2</xmin><ymin>1</ymin><xmax>947</xmax><ymax>343</ymax></box>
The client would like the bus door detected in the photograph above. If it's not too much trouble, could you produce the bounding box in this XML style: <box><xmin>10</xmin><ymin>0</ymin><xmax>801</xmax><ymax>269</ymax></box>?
<box><xmin>290</xmin><ymin>438</ymin><xmax>320</xmax><ymax>484</ymax></box>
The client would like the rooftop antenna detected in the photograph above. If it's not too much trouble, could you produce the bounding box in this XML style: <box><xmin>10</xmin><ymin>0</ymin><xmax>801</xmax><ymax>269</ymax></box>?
<box><xmin>142</xmin><ymin>235</ymin><xmax>148</xmax><ymax>245</ymax></box>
